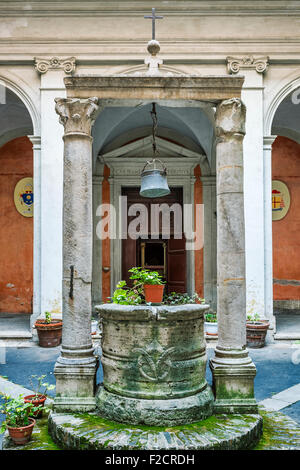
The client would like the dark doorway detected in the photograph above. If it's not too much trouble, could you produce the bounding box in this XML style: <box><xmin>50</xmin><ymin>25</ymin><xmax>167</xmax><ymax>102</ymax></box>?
<box><xmin>121</xmin><ymin>187</ymin><xmax>187</xmax><ymax>294</ymax></box>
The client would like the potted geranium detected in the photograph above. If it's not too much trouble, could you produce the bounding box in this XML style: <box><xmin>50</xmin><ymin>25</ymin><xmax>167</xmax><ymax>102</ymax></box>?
<box><xmin>23</xmin><ymin>374</ymin><xmax>55</xmax><ymax>418</ymax></box>
<box><xmin>129</xmin><ymin>267</ymin><xmax>165</xmax><ymax>303</ymax></box>
<box><xmin>246</xmin><ymin>314</ymin><xmax>269</xmax><ymax>348</ymax></box>
<box><xmin>204</xmin><ymin>312</ymin><xmax>218</xmax><ymax>336</ymax></box>
<box><xmin>34</xmin><ymin>311</ymin><xmax>62</xmax><ymax>348</ymax></box>
<box><xmin>0</xmin><ymin>394</ymin><xmax>41</xmax><ymax>445</ymax></box>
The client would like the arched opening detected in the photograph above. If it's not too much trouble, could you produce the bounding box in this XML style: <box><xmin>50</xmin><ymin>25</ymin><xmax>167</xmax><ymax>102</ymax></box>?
<box><xmin>271</xmin><ymin>88</ymin><xmax>300</xmax><ymax>337</ymax></box>
<box><xmin>0</xmin><ymin>85</ymin><xmax>34</xmax><ymax>335</ymax></box>
<box><xmin>91</xmin><ymin>102</ymin><xmax>216</xmax><ymax>312</ymax></box>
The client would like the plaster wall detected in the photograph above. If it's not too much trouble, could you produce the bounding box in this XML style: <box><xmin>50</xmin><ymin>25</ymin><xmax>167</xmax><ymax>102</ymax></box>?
<box><xmin>272</xmin><ymin>136</ymin><xmax>300</xmax><ymax>300</ymax></box>
<box><xmin>0</xmin><ymin>136</ymin><xmax>33</xmax><ymax>313</ymax></box>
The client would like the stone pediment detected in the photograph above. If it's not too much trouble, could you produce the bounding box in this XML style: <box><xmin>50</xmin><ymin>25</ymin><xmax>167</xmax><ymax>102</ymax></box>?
<box><xmin>99</xmin><ymin>135</ymin><xmax>204</xmax><ymax>160</ymax></box>
<box><xmin>98</xmin><ymin>135</ymin><xmax>205</xmax><ymax>178</ymax></box>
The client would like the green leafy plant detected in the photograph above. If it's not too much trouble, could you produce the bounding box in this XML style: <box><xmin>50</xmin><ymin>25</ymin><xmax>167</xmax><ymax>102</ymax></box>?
<box><xmin>163</xmin><ymin>292</ymin><xmax>205</xmax><ymax>305</ymax></box>
<box><xmin>247</xmin><ymin>313</ymin><xmax>260</xmax><ymax>322</ymax></box>
<box><xmin>29</xmin><ymin>374</ymin><xmax>55</xmax><ymax>399</ymax></box>
<box><xmin>0</xmin><ymin>395</ymin><xmax>42</xmax><ymax>432</ymax></box>
<box><xmin>110</xmin><ymin>280</ymin><xmax>143</xmax><ymax>305</ymax></box>
<box><xmin>44</xmin><ymin>311</ymin><xmax>52</xmax><ymax>324</ymax></box>
<box><xmin>205</xmin><ymin>312</ymin><xmax>217</xmax><ymax>323</ymax></box>
<box><xmin>129</xmin><ymin>267</ymin><xmax>164</xmax><ymax>286</ymax></box>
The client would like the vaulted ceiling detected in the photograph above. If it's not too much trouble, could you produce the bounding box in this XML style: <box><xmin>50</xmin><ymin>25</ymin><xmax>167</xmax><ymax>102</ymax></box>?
<box><xmin>92</xmin><ymin>102</ymin><xmax>215</xmax><ymax>170</ymax></box>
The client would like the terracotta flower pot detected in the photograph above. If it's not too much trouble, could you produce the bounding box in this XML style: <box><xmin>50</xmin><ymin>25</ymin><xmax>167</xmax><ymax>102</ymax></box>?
<box><xmin>35</xmin><ymin>319</ymin><xmax>63</xmax><ymax>348</ymax></box>
<box><xmin>7</xmin><ymin>417</ymin><xmax>35</xmax><ymax>445</ymax></box>
<box><xmin>246</xmin><ymin>320</ymin><xmax>270</xmax><ymax>348</ymax></box>
<box><xmin>144</xmin><ymin>284</ymin><xmax>164</xmax><ymax>303</ymax></box>
<box><xmin>24</xmin><ymin>394</ymin><xmax>46</xmax><ymax>418</ymax></box>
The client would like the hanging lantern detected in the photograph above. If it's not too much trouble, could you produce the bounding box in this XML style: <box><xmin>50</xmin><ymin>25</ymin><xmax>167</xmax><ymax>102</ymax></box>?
<box><xmin>139</xmin><ymin>103</ymin><xmax>171</xmax><ymax>198</ymax></box>
<box><xmin>140</xmin><ymin>159</ymin><xmax>170</xmax><ymax>198</ymax></box>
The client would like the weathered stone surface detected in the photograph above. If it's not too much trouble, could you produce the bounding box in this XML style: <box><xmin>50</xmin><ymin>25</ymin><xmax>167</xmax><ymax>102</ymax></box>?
<box><xmin>96</xmin><ymin>386</ymin><xmax>214</xmax><ymax>427</ymax></box>
<box><xmin>53</xmin><ymin>97</ymin><xmax>99</xmax><ymax>411</ymax></box>
<box><xmin>210</xmin><ymin>98</ymin><xmax>257</xmax><ymax>413</ymax></box>
<box><xmin>47</xmin><ymin>411</ymin><xmax>263</xmax><ymax>450</ymax></box>
<box><xmin>96</xmin><ymin>303</ymin><xmax>213</xmax><ymax>425</ymax></box>
<box><xmin>64</xmin><ymin>75</ymin><xmax>244</xmax><ymax>101</ymax></box>
<box><xmin>4</xmin><ymin>409</ymin><xmax>300</xmax><ymax>451</ymax></box>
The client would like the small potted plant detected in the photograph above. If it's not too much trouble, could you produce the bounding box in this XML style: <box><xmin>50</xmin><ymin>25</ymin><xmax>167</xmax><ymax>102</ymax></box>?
<box><xmin>204</xmin><ymin>312</ymin><xmax>218</xmax><ymax>336</ymax></box>
<box><xmin>0</xmin><ymin>394</ymin><xmax>41</xmax><ymax>445</ymax></box>
<box><xmin>23</xmin><ymin>374</ymin><xmax>55</xmax><ymax>418</ymax></box>
<box><xmin>246</xmin><ymin>313</ymin><xmax>270</xmax><ymax>348</ymax></box>
<box><xmin>34</xmin><ymin>311</ymin><xmax>63</xmax><ymax>348</ymax></box>
<box><xmin>129</xmin><ymin>267</ymin><xmax>165</xmax><ymax>303</ymax></box>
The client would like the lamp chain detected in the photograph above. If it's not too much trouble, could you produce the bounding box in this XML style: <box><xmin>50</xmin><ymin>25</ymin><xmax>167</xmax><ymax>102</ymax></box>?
<box><xmin>151</xmin><ymin>103</ymin><xmax>158</xmax><ymax>158</ymax></box>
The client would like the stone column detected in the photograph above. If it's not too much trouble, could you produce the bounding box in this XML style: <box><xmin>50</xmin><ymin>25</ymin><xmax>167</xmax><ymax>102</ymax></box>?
<box><xmin>53</xmin><ymin>97</ymin><xmax>99</xmax><ymax>411</ymax></box>
<box><xmin>92</xmin><ymin>175</ymin><xmax>103</xmax><ymax>312</ymax></box>
<box><xmin>40</xmin><ymin>71</ymin><xmax>65</xmax><ymax>319</ymax></box>
<box><xmin>28</xmin><ymin>135</ymin><xmax>42</xmax><ymax>330</ymax></box>
<box><xmin>263</xmin><ymin>136</ymin><xmax>277</xmax><ymax>331</ymax></box>
<box><xmin>210</xmin><ymin>98</ymin><xmax>258</xmax><ymax>414</ymax></box>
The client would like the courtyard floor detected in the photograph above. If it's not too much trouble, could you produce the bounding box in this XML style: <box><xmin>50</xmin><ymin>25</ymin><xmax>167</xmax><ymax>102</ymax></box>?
<box><xmin>0</xmin><ymin>340</ymin><xmax>300</xmax><ymax>450</ymax></box>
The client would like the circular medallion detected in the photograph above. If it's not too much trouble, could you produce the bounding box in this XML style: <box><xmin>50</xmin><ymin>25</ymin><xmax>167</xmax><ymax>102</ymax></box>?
<box><xmin>14</xmin><ymin>177</ymin><xmax>34</xmax><ymax>218</ymax></box>
<box><xmin>272</xmin><ymin>180</ymin><xmax>290</xmax><ymax>221</ymax></box>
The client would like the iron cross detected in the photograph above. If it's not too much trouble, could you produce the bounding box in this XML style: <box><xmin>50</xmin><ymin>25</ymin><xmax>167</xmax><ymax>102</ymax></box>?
<box><xmin>144</xmin><ymin>8</ymin><xmax>163</xmax><ymax>40</ymax></box>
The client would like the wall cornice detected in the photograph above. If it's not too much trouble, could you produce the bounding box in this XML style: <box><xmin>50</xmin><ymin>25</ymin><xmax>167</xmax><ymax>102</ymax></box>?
<box><xmin>1</xmin><ymin>1</ymin><xmax>300</xmax><ymax>17</ymax></box>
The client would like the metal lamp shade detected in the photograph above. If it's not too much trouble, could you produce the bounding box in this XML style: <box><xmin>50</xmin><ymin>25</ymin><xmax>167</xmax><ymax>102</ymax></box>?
<box><xmin>140</xmin><ymin>169</ymin><xmax>171</xmax><ymax>198</ymax></box>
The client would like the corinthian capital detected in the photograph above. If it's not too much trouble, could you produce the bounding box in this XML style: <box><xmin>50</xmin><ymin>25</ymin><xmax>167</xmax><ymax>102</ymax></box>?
<box><xmin>215</xmin><ymin>98</ymin><xmax>246</xmax><ymax>140</ymax></box>
<box><xmin>227</xmin><ymin>56</ymin><xmax>269</xmax><ymax>74</ymax></box>
<box><xmin>55</xmin><ymin>97</ymin><xmax>99</xmax><ymax>136</ymax></box>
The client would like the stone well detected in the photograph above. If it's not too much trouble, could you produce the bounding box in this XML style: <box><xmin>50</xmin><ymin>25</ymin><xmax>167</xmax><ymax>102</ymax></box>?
<box><xmin>95</xmin><ymin>303</ymin><xmax>214</xmax><ymax>426</ymax></box>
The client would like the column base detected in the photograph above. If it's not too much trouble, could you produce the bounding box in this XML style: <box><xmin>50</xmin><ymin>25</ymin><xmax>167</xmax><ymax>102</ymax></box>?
<box><xmin>96</xmin><ymin>384</ymin><xmax>214</xmax><ymax>426</ymax></box>
<box><xmin>54</xmin><ymin>356</ymin><xmax>97</xmax><ymax>412</ymax></box>
<box><xmin>54</xmin><ymin>396</ymin><xmax>96</xmax><ymax>412</ymax></box>
<box><xmin>210</xmin><ymin>346</ymin><xmax>258</xmax><ymax>414</ymax></box>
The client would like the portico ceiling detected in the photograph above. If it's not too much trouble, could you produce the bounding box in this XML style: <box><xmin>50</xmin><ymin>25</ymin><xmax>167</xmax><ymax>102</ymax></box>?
<box><xmin>92</xmin><ymin>103</ymin><xmax>214</xmax><ymax>167</ymax></box>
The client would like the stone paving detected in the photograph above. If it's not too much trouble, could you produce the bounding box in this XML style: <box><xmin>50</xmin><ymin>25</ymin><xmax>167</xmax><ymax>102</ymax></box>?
<box><xmin>1</xmin><ymin>341</ymin><xmax>300</xmax><ymax>450</ymax></box>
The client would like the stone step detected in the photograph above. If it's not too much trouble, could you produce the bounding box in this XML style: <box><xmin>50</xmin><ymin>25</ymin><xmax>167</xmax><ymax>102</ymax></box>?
<box><xmin>0</xmin><ymin>330</ymin><xmax>35</xmax><ymax>347</ymax></box>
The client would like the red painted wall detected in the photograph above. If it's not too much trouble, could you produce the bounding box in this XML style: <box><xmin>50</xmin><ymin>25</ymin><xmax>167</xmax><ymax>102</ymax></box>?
<box><xmin>272</xmin><ymin>136</ymin><xmax>300</xmax><ymax>300</ymax></box>
<box><xmin>0</xmin><ymin>136</ymin><xmax>33</xmax><ymax>313</ymax></box>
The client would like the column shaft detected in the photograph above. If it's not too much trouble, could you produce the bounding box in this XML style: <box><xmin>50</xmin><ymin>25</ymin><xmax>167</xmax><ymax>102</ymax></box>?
<box><xmin>263</xmin><ymin>136</ymin><xmax>277</xmax><ymax>330</ymax></box>
<box><xmin>210</xmin><ymin>98</ymin><xmax>258</xmax><ymax>414</ymax></box>
<box><xmin>53</xmin><ymin>97</ymin><xmax>99</xmax><ymax>411</ymax></box>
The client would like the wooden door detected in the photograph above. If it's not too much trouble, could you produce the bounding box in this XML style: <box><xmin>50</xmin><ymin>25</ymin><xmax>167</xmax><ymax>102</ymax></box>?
<box><xmin>167</xmin><ymin>237</ymin><xmax>187</xmax><ymax>293</ymax></box>
<box><xmin>121</xmin><ymin>187</ymin><xmax>186</xmax><ymax>293</ymax></box>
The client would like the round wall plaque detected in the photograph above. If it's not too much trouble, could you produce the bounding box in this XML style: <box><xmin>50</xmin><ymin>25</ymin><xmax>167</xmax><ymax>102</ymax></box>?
<box><xmin>14</xmin><ymin>177</ymin><xmax>34</xmax><ymax>217</ymax></box>
<box><xmin>272</xmin><ymin>180</ymin><xmax>290</xmax><ymax>221</ymax></box>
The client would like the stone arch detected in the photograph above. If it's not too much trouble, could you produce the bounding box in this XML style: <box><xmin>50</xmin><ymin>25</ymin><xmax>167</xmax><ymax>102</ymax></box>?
<box><xmin>0</xmin><ymin>73</ymin><xmax>40</xmax><ymax>136</ymax></box>
<box><xmin>265</xmin><ymin>74</ymin><xmax>300</xmax><ymax>136</ymax></box>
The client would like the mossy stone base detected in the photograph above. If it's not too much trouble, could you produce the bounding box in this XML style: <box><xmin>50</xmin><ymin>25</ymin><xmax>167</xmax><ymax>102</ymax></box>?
<box><xmin>96</xmin><ymin>385</ymin><xmax>214</xmax><ymax>426</ymax></box>
<box><xmin>47</xmin><ymin>411</ymin><xmax>263</xmax><ymax>450</ymax></box>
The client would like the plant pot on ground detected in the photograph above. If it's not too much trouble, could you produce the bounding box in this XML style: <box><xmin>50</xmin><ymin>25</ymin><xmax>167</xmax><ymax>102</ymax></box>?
<box><xmin>246</xmin><ymin>314</ymin><xmax>269</xmax><ymax>348</ymax></box>
<box><xmin>23</xmin><ymin>374</ymin><xmax>55</xmax><ymax>418</ymax></box>
<box><xmin>34</xmin><ymin>311</ymin><xmax>62</xmax><ymax>348</ymax></box>
<box><xmin>204</xmin><ymin>312</ymin><xmax>218</xmax><ymax>336</ymax></box>
<box><xmin>0</xmin><ymin>395</ymin><xmax>41</xmax><ymax>446</ymax></box>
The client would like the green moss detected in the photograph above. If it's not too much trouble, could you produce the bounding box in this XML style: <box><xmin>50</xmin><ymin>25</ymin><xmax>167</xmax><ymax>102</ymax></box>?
<box><xmin>70</xmin><ymin>411</ymin><xmax>257</xmax><ymax>438</ymax></box>
<box><xmin>254</xmin><ymin>408</ymin><xmax>300</xmax><ymax>450</ymax></box>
